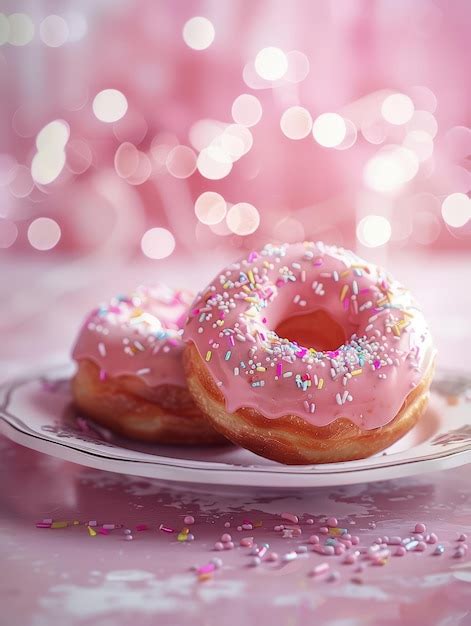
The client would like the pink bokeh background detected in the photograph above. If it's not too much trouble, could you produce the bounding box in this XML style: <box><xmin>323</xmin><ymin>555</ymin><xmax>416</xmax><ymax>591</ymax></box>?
<box><xmin>1</xmin><ymin>0</ymin><xmax>470</xmax><ymax>264</ymax></box>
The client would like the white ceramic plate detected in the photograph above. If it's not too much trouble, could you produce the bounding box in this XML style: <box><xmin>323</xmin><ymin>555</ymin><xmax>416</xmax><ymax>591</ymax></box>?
<box><xmin>1</xmin><ymin>363</ymin><xmax>470</xmax><ymax>487</ymax></box>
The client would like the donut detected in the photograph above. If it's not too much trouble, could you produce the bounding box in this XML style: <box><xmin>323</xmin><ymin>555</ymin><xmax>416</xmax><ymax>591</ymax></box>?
<box><xmin>72</xmin><ymin>284</ymin><xmax>225</xmax><ymax>445</ymax></box>
<box><xmin>183</xmin><ymin>242</ymin><xmax>435</xmax><ymax>464</ymax></box>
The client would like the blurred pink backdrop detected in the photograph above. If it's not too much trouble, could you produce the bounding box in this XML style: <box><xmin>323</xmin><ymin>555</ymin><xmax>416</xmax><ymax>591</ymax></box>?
<box><xmin>1</xmin><ymin>0</ymin><xmax>470</xmax><ymax>264</ymax></box>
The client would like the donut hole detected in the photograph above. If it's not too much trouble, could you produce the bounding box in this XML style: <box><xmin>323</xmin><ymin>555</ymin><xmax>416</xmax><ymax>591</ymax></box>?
<box><xmin>274</xmin><ymin>309</ymin><xmax>347</xmax><ymax>352</ymax></box>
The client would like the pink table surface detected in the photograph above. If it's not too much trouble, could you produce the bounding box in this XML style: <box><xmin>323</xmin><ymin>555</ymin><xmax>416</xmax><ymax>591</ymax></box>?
<box><xmin>1</xmin><ymin>251</ymin><xmax>471</xmax><ymax>626</ymax></box>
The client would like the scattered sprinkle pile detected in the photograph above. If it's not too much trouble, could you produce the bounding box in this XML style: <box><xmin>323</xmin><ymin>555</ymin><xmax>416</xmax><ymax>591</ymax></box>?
<box><xmin>35</xmin><ymin>512</ymin><xmax>468</xmax><ymax>584</ymax></box>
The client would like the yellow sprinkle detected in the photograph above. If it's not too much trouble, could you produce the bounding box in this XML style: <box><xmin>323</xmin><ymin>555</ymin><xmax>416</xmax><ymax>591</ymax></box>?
<box><xmin>73</xmin><ymin>520</ymin><xmax>80</xmax><ymax>525</ymax></box>
<box><xmin>318</xmin><ymin>378</ymin><xmax>324</xmax><ymax>389</ymax></box>
<box><xmin>263</xmin><ymin>261</ymin><xmax>270</xmax><ymax>268</ymax></box>
<box><xmin>253</xmin><ymin>520</ymin><xmax>263</xmax><ymax>528</ymax></box>
<box><xmin>248</xmin><ymin>270</ymin><xmax>255</xmax><ymax>284</ymax></box>
<box><xmin>256</xmin><ymin>367</ymin><xmax>266</xmax><ymax>372</ymax></box>
<box><xmin>130</xmin><ymin>308</ymin><xmax>143</xmax><ymax>318</ymax></box>
<box><xmin>51</xmin><ymin>521</ymin><xmax>68</xmax><ymax>529</ymax></box>
<box><xmin>198</xmin><ymin>573</ymin><xmax>213</xmax><ymax>582</ymax></box>
<box><xmin>216</xmin><ymin>319</ymin><xmax>224</xmax><ymax>326</ymax></box>
<box><xmin>177</xmin><ymin>532</ymin><xmax>188</xmax><ymax>542</ymax></box>
<box><xmin>351</xmin><ymin>369</ymin><xmax>362</xmax><ymax>376</ymax></box>
<box><xmin>340</xmin><ymin>270</ymin><xmax>350</xmax><ymax>278</ymax></box>
<box><xmin>87</xmin><ymin>526</ymin><xmax>97</xmax><ymax>537</ymax></box>
<box><xmin>377</xmin><ymin>297</ymin><xmax>388</xmax><ymax>306</ymax></box>
<box><xmin>392</xmin><ymin>325</ymin><xmax>401</xmax><ymax>336</ymax></box>
<box><xmin>340</xmin><ymin>284</ymin><xmax>349</xmax><ymax>302</ymax></box>
<box><xmin>205</xmin><ymin>351</ymin><xmax>212</xmax><ymax>361</ymax></box>
<box><xmin>223</xmin><ymin>281</ymin><xmax>231</xmax><ymax>289</ymax></box>
<box><xmin>242</xmin><ymin>286</ymin><xmax>251</xmax><ymax>293</ymax></box>
<box><xmin>244</xmin><ymin>297</ymin><xmax>258</xmax><ymax>304</ymax></box>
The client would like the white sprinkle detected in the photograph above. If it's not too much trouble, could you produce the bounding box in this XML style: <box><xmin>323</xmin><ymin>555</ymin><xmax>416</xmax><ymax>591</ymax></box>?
<box><xmin>98</xmin><ymin>342</ymin><xmax>106</xmax><ymax>357</ymax></box>
<box><xmin>136</xmin><ymin>368</ymin><xmax>151</xmax><ymax>375</ymax></box>
<box><xmin>310</xmin><ymin>403</ymin><xmax>316</xmax><ymax>413</ymax></box>
<box><xmin>336</xmin><ymin>393</ymin><xmax>342</xmax><ymax>406</ymax></box>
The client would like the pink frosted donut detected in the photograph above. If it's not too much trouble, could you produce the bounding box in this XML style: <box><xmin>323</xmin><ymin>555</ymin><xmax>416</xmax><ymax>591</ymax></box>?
<box><xmin>183</xmin><ymin>242</ymin><xmax>435</xmax><ymax>463</ymax></box>
<box><xmin>72</xmin><ymin>284</ymin><xmax>225</xmax><ymax>445</ymax></box>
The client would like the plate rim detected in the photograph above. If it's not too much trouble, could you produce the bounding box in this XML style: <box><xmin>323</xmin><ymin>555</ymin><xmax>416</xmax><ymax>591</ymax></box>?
<box><xmin>0</xmin><ymin>364</ymin><xmax>470</xmax><ymax>484</ymax></box>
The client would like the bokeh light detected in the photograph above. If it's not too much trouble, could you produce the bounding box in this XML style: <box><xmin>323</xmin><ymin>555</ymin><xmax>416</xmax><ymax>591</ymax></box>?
<box><xmin>166</xmin><ymin>145</ymin><xmax>197</xmax><ymax>178</ymax></box>
<box><xmin>197</xmin><ymin>146</ymin><xmax>232</xmax><ymax>180</ymax></box>
<box><xmin>151</xmin><ymin>133</ymin><xmax>178</xmax><ymax>170</ymax></box>
<box><xmin>27</xmin><ymin>217</ymin><xmax>61</xmax><ymax>250</ymax></box>
<box><xmin>66</xmin><ymin>140</ymin><xmax>93</xmax><ymax>174</ymax></box>
<box><xmin>312</xmin><ymin>113</ymin><xmax>346</xmax><ymax>148</ymax></box>
<box><xmin>65</xmin><ymin>11</ymin><xmax>87</xmax><ymax>42</ymax></box>
<box><xmin>9</xmin><ymin>165</ymin><xmax>34</xmax><ymax>198</ymax></box>
<box><xmin>189</xmin><ymin>119</ymin><xmax>225</xmax><ymax>152</ymax></box>
<box><xmin>403</xmin><ymin>130</ymin><xmax>434</xmax><ymax>162</ymax></box>
<box><xmin>220</xmin><ymin>124</ymin><xmax>253</xmax><ymax>161</ymax></box>
<box><xmin>381</xmin><ymin>93</ymin><xmax>414</xmax><ymax>125</ymax></box>
<box><xmin>141</xmin><ymin>227</ymin><xmax>175</xmax><ymax>259</ymax></box>
<box><xmin>39</xmin><ymin>15</ymin><xmax>69</xmax><ymax>47</ymax></box>
<box><xmin>280</xmin><ymin>106</ymin><xmax>313</xmax><ymax>140</ymax></box>
<box><xmin>407</xmin><ymin>110</ymin><xmax>438</xmax><ymax>138</ymax></box>
<box><xmin>0</xmin><ymin>218</ymin><xmax>18</xmax><ymax>249</ymax></box>
<box><xmin>231</xmin><ymin>94</ymin><xmax>262</xmax><ymax>127</ymax></box>
<box><xmin>92</xmin><ymin>89</ymin><xmax>128</xmax><ymax>123</ymax></box>
<box><xmin>113</xmin><ymin>110</ymin><xmax>148</xmax><ymax>145</ymax></box>
<box><xmin>242</xmin><ymin>61</ymin><xmax>270</xmax><ymax>90</ymax></box>
<box><xmin>409</xmin><ymin>86</ymin><xmax>437</xmax><ymax>113</ymax></box>
<box><xmin>114</xmin><ymin>142</ymin><xmax>139</xmax><ymax>179</ymax></box>
<box><xmin>182</xmin><ymin>17</ymin><xmax>215</xmax><ymax>50</ymax></box>
<box><xmin>195</xmin><ymin>191</ymin><xmax>227</xmax><ymax>225</ymax></box>
<box><xmin>356</xmin><ymin>215</ymin><xmax>392</xmax><ymax>247</ymax></box>
<box><xmin>126</xmin><ymin>151</ymin><xmax>152</xmax><ymax>185</ymax></box>
<box><xmin>335</xmin><ymin>119</ymin><xmax>358</xmax><ymax>150</ymax></box>
<box><xmin>254</xmin><ymin>47</ymin><xmax>288</xmax><ymax>81</ymax></box>
<box><xmin>36</xmin><ymin>120</ymin><xmax>69</xmax><ymax>152</ymax></box>
<box><xmin>0</xmin><ymin>14</ymin><xmax>10</xmax><ymax>45</ymax></box>
<box><xmin>0</xmin><ymin>154</ymin><xmax>17</xmax><ymax>186</ymax></box>
<box><xmin>284</xmin><ymin>50</ymin><xmax>310</xmax><ymax>83</ymax></box>
<box><xmin>31</xmin><ymin>150</ymin><xmax>66</xmax><ymax>185</ymax></box>
<box><xmin>226</xmin><ymin>202</ymin><xmax>260</xmax><ymax>235</ymax></box>
<box><xmin>8</xmin><ymin>13</ymin><xmax>34</xmax><ymax>46</ymax></box>
<box><xmin>441</xmin><ymin>193</ymin><xmax>471</xmax><ymax>228</ymax></box>
<box><xmin>363</xmin><ymin>146</ymin><xmax>419</xmax><ymax>193</ymax></box>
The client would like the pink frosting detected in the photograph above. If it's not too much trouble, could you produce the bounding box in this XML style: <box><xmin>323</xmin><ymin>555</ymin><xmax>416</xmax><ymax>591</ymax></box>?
<box><xmin>72</xmin><ymin>284</ymin><xmax>193</xmax><ymax>388</ymax></box>
<box><xmin>184</xmin><ymin>242</ymin><xmax>435</xmax><ymax>430</ymax></box>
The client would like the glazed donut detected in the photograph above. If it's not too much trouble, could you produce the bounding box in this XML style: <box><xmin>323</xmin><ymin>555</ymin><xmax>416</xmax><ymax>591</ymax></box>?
<box><xmin>72</xmin><ymin>284</ymin><xmax>225</xmax><ymax>445</ymax></box>
<box><xmin>183</xmin><ymin>242</ymin><xmax>435</xmax><ymax>464</ymax></box>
